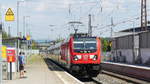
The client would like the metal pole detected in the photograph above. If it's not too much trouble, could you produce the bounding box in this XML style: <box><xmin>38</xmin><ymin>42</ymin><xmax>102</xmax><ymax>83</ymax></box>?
<box><xmin>16</xmin><ymin>0</ymin><xmax>24</xmax><ymax>72</ymax></box>
<box><xmin>88</xmin><ymin>14</ymin><xmax>92</xmax><ymax>36</ymax></box>
<box><xmin>25</xmin><ymin>16</ymin><xmax>29</xmax><ymax>63</ymax></box>
<box><xmin>0</xmin><ymin>62</ymin><xmax>2</xmax><ymax>84</ymax></box>
<box><xmin>144</xmin><ymin>0</ymin><xmax>147</xmax><ymax>31</ymax></box>
<box><xmin>17</xmin><ymin>1</ymin><xmax>19</xmax><ymax>72</ymax></box>
<box><xmin>17</xmin><ymin>1</ymin><xmax>19</xmax><ymax>37</ymax></box>
<box><xmin>141</xmin><ymin>0</ymin><xmax>147</xmax><ymax>31</ymax></box>
<box><xmin>111</xmin><ymin>17</ymin><xmax>114</xmax><ymax>38</ymax></box>
<box><xmin>0</xmin><ymin>4</ymin><xmax>2</xmax><ymax>84</ymax></box>
<box><xmin>23</xmin><ymin>16</ymin><xmax>26</xmax><ymax>58</ymax></box>
<box><xmin>0</xmin><ymin>23</ymin><xmax>2</xmax><ymax>84</ymax></box>
<box><xmin>24</xmin><ymin>16</ymin><xmax>30</xmax><ymax>37</ymax></box>
<box><xmin>23</xmin><ymin>16</ymin><xmax>25</xmax><ymax>36</ymax></box>
<box><xmin>132</xmin><ymin>21</ymin><xmax>135</xmax><ymax>64</ymax></box>
<box><xmin>9</xmin><ymin>62</ymin><xmax>12</xmax><ymax>80</ymax></box>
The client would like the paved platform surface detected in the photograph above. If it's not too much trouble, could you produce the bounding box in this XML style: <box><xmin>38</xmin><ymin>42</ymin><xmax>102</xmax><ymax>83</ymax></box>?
<box><xmin>3</xmin><ymin>55</ymin><xmax>83</xmax><ymax>84</ymax></box>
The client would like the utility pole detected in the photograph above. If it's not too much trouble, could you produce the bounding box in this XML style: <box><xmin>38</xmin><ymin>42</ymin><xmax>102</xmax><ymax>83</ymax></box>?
<box><xmin>141</xmin><ymin>0</ymin><xmax>147</xmax><ymax>31</ymax></box>
<box><xmin>111</xmin><ymin>17</ymin><xmax>114</xmax><ymax>38</ymax></box>
<box><xmin>88</xmin><ymin>14</ymin><xmax>92</xmax><ymax>36</ymax></box>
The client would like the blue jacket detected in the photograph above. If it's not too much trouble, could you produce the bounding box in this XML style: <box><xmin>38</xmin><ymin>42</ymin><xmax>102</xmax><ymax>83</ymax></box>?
<box><xmin>18</xmin><ymin>55</ymin><xmax>25</xmax><ymax>65</ymax></box>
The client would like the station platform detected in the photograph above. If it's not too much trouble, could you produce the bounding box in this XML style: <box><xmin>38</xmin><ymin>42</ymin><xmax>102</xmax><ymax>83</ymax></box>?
<box><xmin>3</xmin><ymin>55</ymin><xmax>83</xmax><ymax>84</ymax></box>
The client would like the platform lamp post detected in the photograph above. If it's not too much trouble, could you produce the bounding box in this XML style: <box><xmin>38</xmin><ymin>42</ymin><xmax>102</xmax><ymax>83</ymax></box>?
<box><xmin>49</xmin><ymin>25</ymin><xmax>55</xmax><ymax>40</ymax></box>
<box><xmin>23</xmin><ymin>16</ymin><xmax>30</xmax><ymax>37</ymax></box>
<box><xmin>23</xmin><ymin>16</ymin><xmax>30</xmax><ymax>63</ymax></box>
<box><xmin>16</xmin><ymin>0</ymin><xmax>25</xmax><ymax>72</ymax></box>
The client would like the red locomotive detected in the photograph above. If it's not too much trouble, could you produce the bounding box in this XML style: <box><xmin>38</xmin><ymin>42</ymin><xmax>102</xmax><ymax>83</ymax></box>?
<box><xmin>48</xmin><ymin>33</ymin><xmax>101</xmax><ymax>78</ymax></box>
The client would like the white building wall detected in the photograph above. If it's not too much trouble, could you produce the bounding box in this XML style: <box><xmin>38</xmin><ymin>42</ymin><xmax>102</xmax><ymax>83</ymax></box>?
<box><xmin>141</xmin><ymin>49</ymin><xmax>150</xmax><ymax>64</ymax></box>
<box><xmin>116</xmin><ymin>49</ymin><xmax>133</xmax><ymax>63</ymax></box>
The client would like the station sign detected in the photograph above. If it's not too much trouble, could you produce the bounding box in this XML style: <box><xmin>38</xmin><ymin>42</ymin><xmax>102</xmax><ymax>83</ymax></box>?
<box><xmin>7</xmin><ymin>48</ymin><xmax>16</xmax><ymax>62</ymax></box>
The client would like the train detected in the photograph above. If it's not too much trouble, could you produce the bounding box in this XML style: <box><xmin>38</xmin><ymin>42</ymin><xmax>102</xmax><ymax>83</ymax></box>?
<box><xmin>47</xmin><ymin>33</ymin><xmax>102</xmax><ymax>78</ymax></box>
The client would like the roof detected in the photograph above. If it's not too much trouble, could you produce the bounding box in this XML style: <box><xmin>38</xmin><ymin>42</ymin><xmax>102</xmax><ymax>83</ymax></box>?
<box><xmin>120</xmin><ymin>26</ymin><xmax>150</xmax><ymax>32</ymax></box>
<box><xmin>112</xmin><ymin>26</ymin><xmax>150</xmax><ymax>38</ymax></box>
<box><xmin>3</xmin><ymin>37</ymin><xmax>22</xmax><ymax>40</ymax></box>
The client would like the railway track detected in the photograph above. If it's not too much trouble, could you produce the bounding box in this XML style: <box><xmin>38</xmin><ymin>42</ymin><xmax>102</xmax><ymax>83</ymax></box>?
<box><xmin>77</xmin><ymin>77</ymin><xmax>102</xmax><ymax>84</ymax></box>
<box><xmin>44</xmin><ymin>57</ymin><xmax>148</xmax><ymax>84</ymax></box>
<box><xmin>83</xmin><ymin>73</ymin><xmax>136</xmax><ymax>84</ymax></box>
<box><xmin>101</xmin><ymin>62</ymin><xmax>150</xmax><ymax>84</ymax></box>
<box><xmin>44</xmin><ymin>57</ymin><xmax>102</xmax><ymax>84</ymax></box>
<box><xmin>78</xmin><ymin>62</ymin><xmax>150</xmax><ymax>84</ymax></box>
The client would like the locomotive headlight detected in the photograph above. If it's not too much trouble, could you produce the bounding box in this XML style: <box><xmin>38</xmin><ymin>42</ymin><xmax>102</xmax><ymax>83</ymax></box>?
<box><xmin>93</xmin><ymin>55</ymin><xmax>97</xmax><ymax>61</ymax></box>
<box><xmin>74</xmin><ymin>55</ymin><xmax>82</xmax><ymax>61</ymax></box>
<box><xmin>90</xmin><ymin>55</ymin><xmax>95</xmax><ymax>59</ymax></box>
<box><xmin>74</xmin><ymin>56</ymin><xmax>78</xmax><ymax>61</ymax></box>
<box><xmin>90</xmin><ymin>55</ymin><xmax>97</xmax><ymax>61</ymax></box>
<box><xmin>76</xmin><ymin>55</ymin><xmax>82</xmax><ymax>59</ymax></box>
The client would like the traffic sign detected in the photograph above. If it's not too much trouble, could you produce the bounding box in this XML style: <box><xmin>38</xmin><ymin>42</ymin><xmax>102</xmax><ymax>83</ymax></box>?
<box><xmin>5</xmin><ymin>8</ymin><xmax>15</xmax><ymax>21</ymax></box>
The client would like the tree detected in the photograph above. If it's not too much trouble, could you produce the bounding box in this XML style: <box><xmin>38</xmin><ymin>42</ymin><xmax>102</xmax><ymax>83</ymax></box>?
<box><xmin>2</xmin><ymin>30</ymin><xmax>10</xmax><ymax>39</ymax></box>
<box><xmin>31</xmin><ymin>40</ymin><xmax>38</xmax><ymax>49</ymax></box>
<box><xmin>101</xmin><ymin>38</ymin><xmax>108</xmax><ymax>52</ymax></box>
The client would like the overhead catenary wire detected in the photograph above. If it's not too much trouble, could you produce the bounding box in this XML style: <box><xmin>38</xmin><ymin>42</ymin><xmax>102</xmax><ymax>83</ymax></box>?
<box><xmin>79</xmin><ymin>0</ymin><xmax>102</xmax><ymax>21</ymax></box>
<box><xmin>98</xmin><ymin>11</ymin><xmax>150</xmax><ymax>31</ymax></box>
<box><xmin>26</xmin><ymin>0</ymin><xmax>150</xmax><ymax>39</ymax></box>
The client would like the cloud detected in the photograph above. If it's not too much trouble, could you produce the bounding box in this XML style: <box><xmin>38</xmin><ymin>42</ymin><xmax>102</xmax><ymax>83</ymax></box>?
<box><xmin>33</xmin><ymin>0</ymin><xmax>99</xmax><ymax>12</ymax></box>
<box><xmin>32</xmin><ymin>0</ymin><xmax>70</xmax><ymax>12</ymax></box>
<box><xmin>100</xmin><ymin>0</ymin><xmax>116</xmax><ymax>12</ymax></box>
<box><xmin>34</xmin><ymin>2</ymin><xmax>48</xmax><ymax>12</ymax></box>
<box><xmin>2</xmin><ymin>0</ymin><xmax>149</xmax><ymax>39</ymax></box>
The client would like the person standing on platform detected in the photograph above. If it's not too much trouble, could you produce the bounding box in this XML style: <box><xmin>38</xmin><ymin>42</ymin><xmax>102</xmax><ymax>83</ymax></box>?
<box><xmin>18</xmin><ymin>52</ymin><xmax>25</xmax><ymax>78</ymax></box>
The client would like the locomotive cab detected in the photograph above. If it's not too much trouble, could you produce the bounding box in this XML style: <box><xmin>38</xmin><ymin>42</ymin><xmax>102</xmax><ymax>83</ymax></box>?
<box><xmin>69</xmin><ymin>33</ymin><xmax>101</xmax><ymax>77</ymax></box>
<box><xmin>48</xmin><ymin>33</ymin><xmax>101</xmax><ymax>78</ymax></box>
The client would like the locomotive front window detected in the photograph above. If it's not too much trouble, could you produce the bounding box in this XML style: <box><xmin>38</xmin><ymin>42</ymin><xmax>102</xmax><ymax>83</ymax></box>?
<box><xmin>73</xmin><ymin>38</ymin><xmax>97</xmax><ymax>53</ymax></box>
<box><xmin>74</xmin><ymin>42</ymin><xmax>84</xmax><ymax>49</ymax></box>
<box><xmin>85</xmin><ymin>42</ymin><xmax>96</xmax><ymax>50</ymax></box>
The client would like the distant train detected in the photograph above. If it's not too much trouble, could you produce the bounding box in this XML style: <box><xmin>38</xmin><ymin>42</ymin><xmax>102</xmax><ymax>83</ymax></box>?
<box><xmin>47</xmin><ymin>33</ymin><xmax>102</xmax><ymax>78</ymax></box>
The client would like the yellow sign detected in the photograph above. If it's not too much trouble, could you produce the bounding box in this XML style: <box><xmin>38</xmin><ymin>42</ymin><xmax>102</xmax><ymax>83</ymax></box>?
<box><xmin>5</xmin><ymin>8</ymin><xmax>15</xmax><ymax>21</ymax></box>
<box><xmin>2</xmin><ymin>46</ymin><xmax>7</xmax><ymax>59</ymax></box>
<box><xmin>26</xmin><ymin>35</ymin><xmax>31</xmax><ymax>40</ymax></box>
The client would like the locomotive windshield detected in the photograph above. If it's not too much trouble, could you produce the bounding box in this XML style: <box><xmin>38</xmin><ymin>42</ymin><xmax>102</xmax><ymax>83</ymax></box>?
<box><xmin>73</xmin><ymin>38</ymin><xmax>97</xmax><ymax>53</ymax></box>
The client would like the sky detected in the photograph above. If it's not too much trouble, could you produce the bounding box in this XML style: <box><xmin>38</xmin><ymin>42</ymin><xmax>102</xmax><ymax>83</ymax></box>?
<box><xmin>0</xmin><ymin>0</ymin><xmax>150</xmax><ymax>40</ymax></box>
